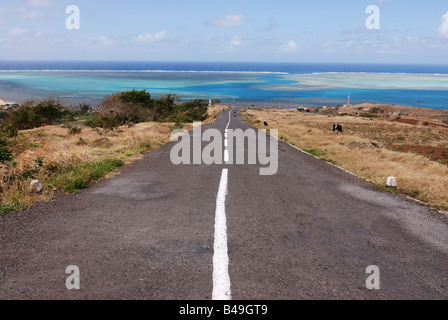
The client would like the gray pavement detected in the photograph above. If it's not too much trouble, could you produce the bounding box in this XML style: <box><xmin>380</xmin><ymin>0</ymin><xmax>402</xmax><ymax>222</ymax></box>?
<box><xmin>0</xmin><ymin>110</ymin><xmax>447</xmax><ymax>300</ymax></box>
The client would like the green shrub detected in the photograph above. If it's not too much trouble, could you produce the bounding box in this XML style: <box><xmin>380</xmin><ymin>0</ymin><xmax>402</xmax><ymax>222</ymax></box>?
<box><xmin>86</xmin><ymin>113</ymin><xmax>125</xmax><ymax>129</ymax></box>
<box><xmin>95</xmin><ymin>90</ymin><xmax>155</xmax><ymax>126</ymax></box>
<box><xmin>0</xmin><ymin>124</ymin><xmax>17</xmax><ymax>164</ymax></box>
<box><xmin>303</xmin><ymin>148</ymin><xmax>326</xmax><ymax>157</ymax></box>
<box><xmin>0</xmin><ymin>203</ymin><xmax>26</xmax><ymax>215</ymax></box>
<box><xmin>85</xmin><ymin>115</ymin><xmax>103</xmax><ymax>128</ymax></box>
<box><xmin>9</xmin><ymin>99</ymin><xmax>65</xmax><ymax>129</ymax></box>
<box><xmin>0</xmin><ymin>146</ymin><xmax>13</xmax><ymax>163</ymax></box>
<box><xmin>369</xmin><ymin>107</ymin><xmax>383</xmax><ymax>114</ymax></box>
<box><xmin>152</xmin><ymin>94</ymin><xmax>180</xmax><ymax>121</ymax></box>
<box><xmin>64</xmin><ymin>177</ymin><xmax>87</xmax><ymax>193</ymax></box>
<box><xmin>174</xmin><ymin>99</ymin><xmax>209</xmax><ymax>122</ymax></box>
<box><xmin>1</xmin><ymin>124</ymin><xmax>18</xmax><ymax>138</ymax></box>
<box><xmin>68</xmin><ymin>126</ymin><xmax>82</xmax><ymax>135</ymax></box>
<box><xmin>120</xmin><ymin>89</ymin><xmax>152</xmax><ymax>106</ymax></box>
<box><xmin>360</xmin><ymin>113</ymin><xmax>380</xmax><ymax>118</ymax></box>
<box><xmin>50</xmin><ymin>159</ymin><xmax>124</xmax><ymax>193</ymax></box>
<box><xmin>92</xmin><ymin>90</ymin><xmax>209</xmax><ymax>128</ymax></box>
<box><xmin>33</xmin><ymin>98</ymin><xmax>64</xmax><ymax>123</ymax></box>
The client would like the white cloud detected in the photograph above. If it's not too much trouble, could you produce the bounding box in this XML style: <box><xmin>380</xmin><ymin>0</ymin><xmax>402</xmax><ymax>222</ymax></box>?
<box><xmin>208</xmin><ymin>14</ymin><xmax>246</xmax><ymax>27</ymax></box>
<box><xmin>230</xmin><ymin>36</ymin><xmax>244</xmax><ymax>49</ymax></box>
<box><xmin>135</xmin><ymin>30</ymin><xmax>167</xmax><ymax>43</ymax></box>
<box><xmin>88</xmin><ymin>36</ymin><xmax>115</xmax><ymax>46</ymax></box>
<box><xmin>28</xmin><ymin>0</ymin><xmax>50</xmax><ymax>8</ymax></box>
<box><xmin>438</xmin><ymin>12</ymin><xmax>448</xmax><ymax>39</ymax></box>
<box><xmin>280</xmin><ymin>40</ymin><xmax>299</xmax><ymax>53</ymax></box>
<box><xmin>9</xmin><ymin>27</ymin><xmax>29</xmax><ymax>36</ymax></box>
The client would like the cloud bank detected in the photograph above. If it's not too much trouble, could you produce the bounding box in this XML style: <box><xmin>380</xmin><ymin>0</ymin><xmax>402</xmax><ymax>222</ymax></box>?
<box><xmin>438</xmin><ymin>12</ymin><xmax>448</xmax><ymax>39</ymax></box>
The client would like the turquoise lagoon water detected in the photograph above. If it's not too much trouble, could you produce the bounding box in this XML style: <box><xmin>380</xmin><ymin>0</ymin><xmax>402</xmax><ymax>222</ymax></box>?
<box><xmin>0</xmin><ymin>61</ymin><xmax>447</xmax><ymax>109</ymax></box>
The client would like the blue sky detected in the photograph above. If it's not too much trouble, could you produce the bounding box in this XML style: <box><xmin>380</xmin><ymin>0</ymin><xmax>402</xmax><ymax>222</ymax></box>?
<box><xmin>0</xmin><ymin>0</ymin><xmax>447</xmax><ymax>63</ymax></box>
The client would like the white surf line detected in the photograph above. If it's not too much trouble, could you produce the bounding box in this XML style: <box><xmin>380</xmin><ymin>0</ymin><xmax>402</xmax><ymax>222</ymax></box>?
<box><xmin>212</xmin><ymin>168</ymin><xmax>231</xmax><ymax>300</ymax></box>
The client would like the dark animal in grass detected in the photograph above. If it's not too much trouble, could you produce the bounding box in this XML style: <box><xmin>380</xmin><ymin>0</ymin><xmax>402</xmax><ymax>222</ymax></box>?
<box><xmin>264</xmin><ymin>121</ymin><xmax>269</xmax><ymax>126</ymax></box>
<box><xmin>333</xmin><ymin>124</ymin><xmax>343</xmax><ymax>132</ymax></box>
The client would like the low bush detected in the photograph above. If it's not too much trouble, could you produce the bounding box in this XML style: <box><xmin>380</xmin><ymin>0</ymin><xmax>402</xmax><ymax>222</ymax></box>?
<box><xmin>49</xmin><ymin>159</ymin><xmax>124</xmax><ymax>193</ymax></box>
<box><xmin>303</xmin><ymin>148</ymin><xmax>326</xmax><ymax>157</ymax></box>
<box><xmin>0</xmin><ymin>203</ymin><xmax>26</xmax><ymax>215</ymax></box>
<box><xmin>91</xmin><ymin>90</ymin><xmax>209</xmax><ymax>128</ymax></box>
<box><xmin>9</xmin><ymin>99</ymin><xmax>65</xmax><ymax>129</ymax></box>
<box><xmin>68</xmin><ymin>126</ymin><xmax>82</xmax><ymax>135</ymax></box>
<box><xmin>0</xmin><ymin>146</ymin><xmax>13</xmax><ymax>163</ymax></box>
<box><xmin>360</xmin><ymin>113</ymin><xmax>380</xmax><ymax>118</ymax></box>
<box><xmin>0</xmin><ymin>124</ymin><xmax>16</xmax><ymax>164</ymax></box>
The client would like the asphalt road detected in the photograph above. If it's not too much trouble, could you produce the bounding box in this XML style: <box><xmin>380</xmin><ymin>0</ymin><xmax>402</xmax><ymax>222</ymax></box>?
<box><xmin>0</xmin><ymin>109</ymin><xmax>447</xmax><ymax>300</ymax></box>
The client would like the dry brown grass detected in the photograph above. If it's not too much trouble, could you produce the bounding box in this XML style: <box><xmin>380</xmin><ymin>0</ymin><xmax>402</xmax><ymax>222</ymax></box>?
<box><xmin>0</xmin><ymin>122</ymin><xmax>175</xmax><ymax>212</ymax></box>
<box><xmin>0</xmin><ymin>105</ymin><xmax>224</xmax><ymax>215</ymax></box>
<box><xmin>243</xmin><ymin>108</ymin><xmax>448</xmax><ymax>212</ymax></box>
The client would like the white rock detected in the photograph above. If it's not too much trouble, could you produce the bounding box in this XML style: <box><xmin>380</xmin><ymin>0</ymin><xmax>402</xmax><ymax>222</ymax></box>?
<box><xmin>387</xmin><ymin>177</ymin><xmax>397</xmax><ymax>188</ymax></box>
<box><xmin>30</xmin><ymin>180</ymin><xmax>43</xmax><ymax>194</ymax></box>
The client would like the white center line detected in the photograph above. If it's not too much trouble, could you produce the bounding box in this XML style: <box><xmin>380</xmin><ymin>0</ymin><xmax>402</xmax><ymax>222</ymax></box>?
<box><xmin>224</xmin><ymin>109</ymin><xmax>233</xmax><ymax>164</ymax></box>
<box><xmin>212</xmin><ymin>168</ymin><xmax>231</xmax><ymax>300</ymax></box>
<box><xmin>212</xmin><ymin>109</ymin><xmax>234</xmax><ymax>300</ymax></box>
<box><xmin>224</xmin><ymin>149</ymin><xmax>229</xmax><ymax>163</ymax></box>
<box><xmin>226</xmin><ymin>109</ymin><xmax>233</xmax><ymax>129</ymax></box>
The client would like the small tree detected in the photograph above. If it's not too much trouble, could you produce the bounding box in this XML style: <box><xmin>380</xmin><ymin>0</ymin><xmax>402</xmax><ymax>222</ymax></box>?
<box><xmin>178</xmin><ymin>99</ymin><xmax>209</xmax><ymax>122</ymax></box>
<box><xmin>33</xmin><ymin>98</ymin><xmax>64</xmax><ymax>124</ymax></box>
<box><xmin>10</xmin><ymin>105</ymin><xmax>43</xmax><ymax>129</ymax></box>
<box><xmin>119</xmin><ymin>89</ymin><xmax>152</xmax><ymax>106</ymax></box>
<box><xmin>95</xmin><ymin>90</ymin><xmax>157</xmax><ymax>126</ymax></box>
<box><xmin>9</xmin><ymin>99</ymin><xmax>65</xmax><ymax>129</ymax></box>
<box><xmin>153</xmin><ymin>94</ymin><xmax>180</xmax><ymax>121</ymax></box>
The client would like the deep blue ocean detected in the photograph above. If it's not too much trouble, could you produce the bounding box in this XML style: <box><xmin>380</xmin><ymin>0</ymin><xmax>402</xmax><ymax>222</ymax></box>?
<box><xmin>0</xmin><ymin>61</ymin><xmax>447</xmax><ymax>109</ymax></box>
